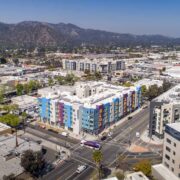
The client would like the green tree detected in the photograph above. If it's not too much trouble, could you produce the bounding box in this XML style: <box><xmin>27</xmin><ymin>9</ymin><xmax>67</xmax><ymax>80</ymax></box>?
<box><xmin>92</xmin><ymin>150</ymin><xmax>103</xmax><ymax>179</ymax></box>
<box><xmin>21</xmin><ymin>150</ymin><xmax>45</xmax><ymax>177</ymax></box>
<box><xmin>55</xmin><ymin>76</ymin><xmax>65</xmax><ymax>85</ymax></box>
<box><xmin>0</xmin><ymin>57</ymin><xmax>7</xmax><ymax>64</ymax></box>
<box><xmin>16</xmin><ymin>84</ymin><xmax>24</xmax><ymax>95</ymax></box>
<box><xmin>162</xmin><ymin>67</ymin><xmax>166</xmax><ymax>71</ymax></box>
<box><xmin>123</xmin><ymin>81</ymin><xmax>133</xmax><ymax>87</ymax></box>
<box><xmin>162</xmin><ymin>80</ymin><xmax>171</xmax><ymax>92</ymax></box>
<box><xmin>4</xmin><ymin>104</ymin><xmax>18</xmax><ymax>113</ymax></box>
<box><xmin>23</xmin><ymin>83</ymin><xmax>30</xmax><ymax>94</ymax></box>
<box><xmin>0</xmin><ymin>113</ymin><xmax>20</xmax><ymax>126</ymax></box>
<box><xmin>133</xmin><ymin>159</ymin><xmax>152</xmax><ymax>177</ymax></box>
<box><xmin>28</xmin><ymin>80</ymin><xmax>40</xmax><ymax>92</ymax></box>
<box><xmin>141</xmin><ymin>85</ymin><xmax>147</xmax><ymax>97</ymax></box>
<box><xmin>115</xmin><ymin>172</ymin><xmax>124</xmax><ymax>180</ymax></box>
<box><xmin>94</xmin><ymin>72</ymin><xmax>102</xmax><ymax>80</ymax></box>
<box><xmin>145</xmin><ymin>84</ymin><xmax>159</xmax><ymax>101</ymax></box>
<box><xmin>0</xmin><ymin>113</ymin><xmax>20</xmax><ymax>147</ymax></box>
<box><xmin>48</xmin><ymin>77</ymin><xmax>54</xmax><ymax>86</ymax></box>
<box><xmin>0</xmin><ymin>89</ymin><xmax>4</xmax><ymax>103</ymax></box>
<box><xmin>65</xmin><ymin>74</ymin><xmax>75</xmax><ymax>85</ymax></box>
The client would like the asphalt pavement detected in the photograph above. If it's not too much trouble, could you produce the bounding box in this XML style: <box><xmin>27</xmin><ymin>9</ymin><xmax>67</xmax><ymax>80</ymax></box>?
<box><xmin>26</xmin><ymin>107</ymin><xmax>162</xmax><ymax>180</ymax></box>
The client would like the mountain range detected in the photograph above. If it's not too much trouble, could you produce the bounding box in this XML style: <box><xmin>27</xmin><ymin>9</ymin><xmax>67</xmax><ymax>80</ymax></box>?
<box><xmin>0</xmin><ymin>21</ymin><xmax>180</xmax><ymax>48</ymax></box>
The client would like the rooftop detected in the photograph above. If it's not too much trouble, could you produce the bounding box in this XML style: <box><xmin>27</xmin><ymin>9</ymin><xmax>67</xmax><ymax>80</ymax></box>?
<box><xmin>0</xmin><ymin>134</ymin><xmax>41</xmax><ymax>179</ymax></box>
<box><xmin>11</xmin><ymin>95</ymin><xmax>38</xmax><ymax>110</ymax></box>
<box><xmin>0</xmin><ymin>123</ymin><xmax>11</xmax><ymax>132</ymax></box>
<box><xmin>154</xmin><ymin>84</ymin><xmax>180</xmax><ymax>103</ymax></box>
<box><xmin>152</xmin><ymin>164</ymin><xmax>179</xmax><ymax>180</ymax></box>
<box><xmin>135</xmin><ymin>78</ymin><xmax>163</xmax><ymax>88</ymax></box>
<box><xmin>41</xmin><ymin>82</ymin><xmax>140</xmax><ymax>108</ymax></box>
<box><xmin>166</xmin><ymin>123</ymin><xmax>180</xmax><ymax>132</ymax></box>
<box><xmin>125</xmin><ymin>171</ymin><xmax>149</xmax><ymax>180</ymax></box>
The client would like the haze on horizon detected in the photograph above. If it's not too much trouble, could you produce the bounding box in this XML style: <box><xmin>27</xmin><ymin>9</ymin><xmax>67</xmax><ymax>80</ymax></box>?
<box><xmin>0</xmin><ymin>0</ymin><xmax>180</xmax><ymax>37</ymax></box>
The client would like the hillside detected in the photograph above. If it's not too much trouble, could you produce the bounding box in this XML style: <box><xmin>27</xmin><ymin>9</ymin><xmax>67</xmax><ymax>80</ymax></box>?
<box><xmin>0</xmin><ymin>21</ymin><xmax>179</xmax><ymax>48</ymax></box>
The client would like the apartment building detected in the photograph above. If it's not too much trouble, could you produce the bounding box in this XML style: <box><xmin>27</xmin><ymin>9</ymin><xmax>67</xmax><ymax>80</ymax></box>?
<box><xmin>62</xmin><ymin>58</ymin><xmax>125</xmax><ymax>73</ymax></box>
<box><xmin>152</xmin><ymin>123</ymin><xmax>180</xmax><ymax>180</ymax></box>
<box><xmin>38</xmin><ymin>82</ymin><xmax>141</xmax><ymax>135</ymax></box>
<box><xmin>149</xmin><ymin>84</ymin><xmax>180</xmax><ymax>139</ymax></box>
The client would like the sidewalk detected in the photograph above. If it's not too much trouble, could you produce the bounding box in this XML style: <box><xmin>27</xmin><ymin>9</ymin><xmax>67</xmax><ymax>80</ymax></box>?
<box><xmin>32</xmin><ymin>107</ymin><xmax>144</xmax><ymax>141</ymax></box>
<box><xmin>140</xmin><ymin>130</ymin><xmax>163</xmax><ymax>145</ymax></box>
<box><xmin>99</xmin><ymin>107</ymin><xmax>143</xmax><ymax>136</ymax></box>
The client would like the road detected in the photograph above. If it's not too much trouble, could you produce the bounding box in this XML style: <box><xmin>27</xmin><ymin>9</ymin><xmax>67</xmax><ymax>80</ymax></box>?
<box><xmin>26</xmin><ymin>107</ymin><xmax>162</xmax><ymax>180</ymax></box>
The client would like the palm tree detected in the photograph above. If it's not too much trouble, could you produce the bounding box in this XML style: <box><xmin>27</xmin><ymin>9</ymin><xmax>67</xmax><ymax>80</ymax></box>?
<box><xmin>92</xmin><ymin>150</ymin><xmax>103</xmax><ymax>179</ymax></box>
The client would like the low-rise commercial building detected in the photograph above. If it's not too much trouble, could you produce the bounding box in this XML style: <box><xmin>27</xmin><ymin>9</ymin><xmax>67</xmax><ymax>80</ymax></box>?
<box><xmin>38</xmin><ymin>82</ymin><xmax>141</xmax><ymax>135</ymax></box>
<box><xmin>0</xmin><ymin>123</ymin><xmax>11</xmax><ymax>135</ymax></box>
<box><xmin>149</xmin><ymin>84</ymin><xmax>180</xmax><ymax>139</ymax></box>
<box><xmin>152</xmin><ymin>123</ymin><xmax>180</xmax><ymax>180</ymax></box>
<box><xmin>0</xmin><ymin>134</ymin><xmax>42</xmax><ymax>179</ymax></box>
<box><xmin>11</xmin><ymin>95</ymin><xmax>38</xmax><ymax>115</ymax></box>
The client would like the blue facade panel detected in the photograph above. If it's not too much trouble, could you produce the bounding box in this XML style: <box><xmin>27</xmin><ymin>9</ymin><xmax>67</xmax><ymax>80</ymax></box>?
<box><xmin>38</xmin><ymin>97</ymin><xmax>50</xmax><ymax>121</ymax></box>
<box><xmin>64</xmin><ymin>105</ymin><xmax>72</xmax><ymax>128</ymax></box>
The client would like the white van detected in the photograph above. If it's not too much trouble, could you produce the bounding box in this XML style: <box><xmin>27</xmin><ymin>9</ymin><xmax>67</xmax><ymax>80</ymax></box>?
<box><xmin>61</xmin><ymin>132</ymin><xmax>68</xmax><ymax>137</ymax></box>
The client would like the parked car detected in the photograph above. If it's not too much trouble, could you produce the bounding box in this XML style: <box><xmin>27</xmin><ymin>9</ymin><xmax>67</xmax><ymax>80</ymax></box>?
<box><xmin>61</xmin><ymin>132</ymin><xmax>68</xmax><ymax>137</ymax></box>
<box><xmin>108</xmin><ymin>132</ymin><xmax>113</xmax><ymax>137</ymax></box>
<box><xmin>48</xmin><ymin>129</ymin><xmax>58</xmax><ymax>134</ymax></box>
<box><xmin>136</xmin><ymin>132</ymin><xmax>140</xmax><ymax>138</ymax></box>
<box><xmin>101</xmin><ymin>136</ymin><xmax>107</xmax><ymax>141</ymax></box>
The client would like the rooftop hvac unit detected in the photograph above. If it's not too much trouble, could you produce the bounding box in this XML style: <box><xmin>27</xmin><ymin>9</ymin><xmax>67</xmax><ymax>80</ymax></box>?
<box><xmin>175</xmin><ymin>88</ymin><xmax>180</xmax><ymax>92</ymax></box>
<box><xmin>169</xmin><ymin>94</ymin><xmax>177</xmax><ymax>99</ymax></box>
<box><xmin>176</xmin><ymin>97</ymin><xmax>180</xmax><ymax>101</ymax></box>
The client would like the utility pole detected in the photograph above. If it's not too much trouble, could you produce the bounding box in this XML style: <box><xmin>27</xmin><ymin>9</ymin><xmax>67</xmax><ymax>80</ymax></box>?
<box><xmin>15</xmin><ymin>127</ymin><xmax>18</xmax><ymax>147</ymax></box>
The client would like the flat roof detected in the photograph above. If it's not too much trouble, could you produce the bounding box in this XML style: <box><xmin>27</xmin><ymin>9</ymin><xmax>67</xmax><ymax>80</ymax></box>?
<box><xmin>152</xmin><ymin>164</ymin><xmax>179</xmax><ymax>180</ymax></box>
<box><xmin>125</xmin><ymin>171</ymin><xmax>149</xmax><ymax>180</ymax></box>
<box><xmin>49</xmin><ymin>81</ymin><xmax>140</xmax><ymax>109</ymax></box>
<box><xmin>166</xmin><ymin>123</ymin><xmax>180</xmax><ymax>132</ymax></box>
<box><xmin>0</xmin><ymin>123</ymin><xmax>11</xmax><ymax>132</ymax></box>
<box><xmin>0</xmin><ymin>134</ymin><xmax>41</xmax><ymax>179</ymax></box>
<box><xmin>154</xmin><ymin>84</ymin><xmax>180</xmax><ymax>103</ymax></box>
<box><xmin>11</xmin><ymin>95</ymin><xmax>38</xmax><ymax>109</ymax></box>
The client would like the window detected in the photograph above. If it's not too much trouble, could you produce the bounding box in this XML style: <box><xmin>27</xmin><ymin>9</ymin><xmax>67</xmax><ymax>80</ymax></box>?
<box><xmin>171</xmin><ymin>168</ymin><xmax>174</xmax><ymax>172</ymax></box>
<box><xmin>173</xmin><ymin>151</ymin><xmax>176</xmax><ymax>155</ymax></box>
<box><xmin>166</xmin><ymin>138</ymin><xmax>171</xmax><ymax>144</ymax></box>
<box><xmin>172</xmin><ymin>159</ymin><xmax>175</xmax><ymax>164</ymax></box>
<box><xmin>166</xmin><ymin>146</ymin><xmax>171</xmax><ymax>152</ymax></box>
<box><xmin>164</xmin><ymin>162</ymin><xmax>169</xmax><ymax>168</ymax></box>
<box><xmin>174</xmin><ymin>143</ymin><xmax>176</xmax><ymax>147</ymax></box>
<box><xmin>165</xmin><ymin>154</ymin><xmax>170</xmax><ymax>160</ymax></box>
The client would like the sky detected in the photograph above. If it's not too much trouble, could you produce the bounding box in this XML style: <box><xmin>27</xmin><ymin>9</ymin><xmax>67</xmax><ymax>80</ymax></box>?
<box><xmin>0</xmin><ymin>0</ymin><xmax>180</xmax><ymax>37</ymax></box>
